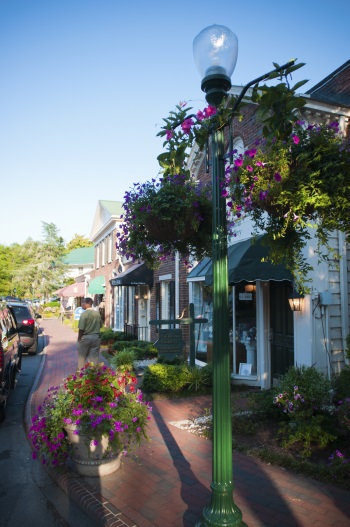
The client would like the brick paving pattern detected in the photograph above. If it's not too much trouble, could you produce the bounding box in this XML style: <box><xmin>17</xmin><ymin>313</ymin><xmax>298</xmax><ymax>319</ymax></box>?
<box><xmin>25</xmin><ymin>319</ymin><xmax>350</xmax><ymax>527</ymax></box>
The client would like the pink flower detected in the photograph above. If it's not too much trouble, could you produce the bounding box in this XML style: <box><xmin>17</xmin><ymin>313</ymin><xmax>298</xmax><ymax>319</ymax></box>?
<box><xmin>203</xmin><ymin>105</ymin><xmax>217</xmax><ymax>117</ymax></box>
<box><xmin>165</xmin><ymin>129</ymin><xmax>173</xmax><ymax>141</ymax></box>
<box><xmin>246</xmin><ymin>165</ymin><xmax>253</xmax><ymax>172</ymax></box>
<box><xmin>292</xmin><ymin>135</ymin><xmax>300</xmax><ymax>145</ymax></box>
<box><xmin>181</xmin><ymin>118</ymin><xmax>194</xmax><ymax>134</ymax></box>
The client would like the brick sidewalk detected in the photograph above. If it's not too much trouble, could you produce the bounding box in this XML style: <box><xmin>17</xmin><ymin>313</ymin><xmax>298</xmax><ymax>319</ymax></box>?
<box><xmin>26</xmin><ymin>319</ymin><xmax>350</xmax><ymax>527</ymax></box>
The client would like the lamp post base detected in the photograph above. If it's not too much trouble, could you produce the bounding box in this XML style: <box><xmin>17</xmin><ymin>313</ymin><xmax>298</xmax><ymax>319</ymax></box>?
<box><xmin>195</xmin><ymin>516</ymin><xmax>248</xmax><ymax>527</ymax></box>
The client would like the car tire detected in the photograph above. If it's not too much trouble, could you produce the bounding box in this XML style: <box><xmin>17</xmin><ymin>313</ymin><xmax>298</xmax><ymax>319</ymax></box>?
<box><xmin>10</xmin><ymin>367</ymin><xmax>16</xmax><ymax>389</ymax></box>
<box><xmin>28</xmin><ymin>338</ymin><xmax>38</xmax><ymax>355</ymax></box>
<box><xmin>0</xmin><ymin>399</ymin><xmax>7</xmax><ymax>423</ymax></box>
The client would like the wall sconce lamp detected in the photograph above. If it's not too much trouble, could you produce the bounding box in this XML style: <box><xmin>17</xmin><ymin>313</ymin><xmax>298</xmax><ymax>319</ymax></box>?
<box><xmin>134</xmin><ymin>294</ymin><xmax>140</xmax><ymax>300</ymax></box>
<box><xmin>288</xmin><ymin>290</ymin><xmax>304</xmax><ymax>312</ymax></box>
<box><xmin>244</xmin><ymin>284</ymin><xmax>256</xmax><ymax>293</ymax></box>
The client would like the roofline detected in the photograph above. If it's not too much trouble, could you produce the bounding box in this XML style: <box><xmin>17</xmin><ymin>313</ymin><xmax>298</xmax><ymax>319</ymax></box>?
<box><xmin>306</xmin><ymin>60</ymin><xmax>350</xmax><ymax>94</ymax></box>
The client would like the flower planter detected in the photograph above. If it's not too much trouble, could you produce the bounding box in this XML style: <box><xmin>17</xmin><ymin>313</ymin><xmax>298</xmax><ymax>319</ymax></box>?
<box><xmin>64</xmin><ymin>424</ymin><xmax>122</xmax><ymax>477</ymax></box>
<box><xmin>144</xmin><ymin>214</ymin><xmax>194</xmax><ymax>242</ymax></box>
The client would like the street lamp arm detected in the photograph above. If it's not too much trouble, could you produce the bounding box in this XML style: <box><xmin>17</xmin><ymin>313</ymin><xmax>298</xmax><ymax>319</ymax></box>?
<box><xmin>166</xmin><ymin>60</ymin><xmax>297</xmax><ymax>136</ymax></box>
<box><xmin>231</xmin><ymin>59</ymin><xmax>296</xmax><ymax>113</ymax></box>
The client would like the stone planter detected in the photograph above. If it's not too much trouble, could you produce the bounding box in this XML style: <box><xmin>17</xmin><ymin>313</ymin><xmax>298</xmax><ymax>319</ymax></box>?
<box><xmin>64</xmin><ymin>424</ymin><xmax>122</xmax><ymax>477</ymax></box>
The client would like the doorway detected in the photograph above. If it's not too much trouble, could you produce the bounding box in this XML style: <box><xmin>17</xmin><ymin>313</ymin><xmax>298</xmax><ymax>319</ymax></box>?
<box><xmin>270</xmin><ymin>281</ymin><xmax>294</xmax><ymax>382</ymax></box>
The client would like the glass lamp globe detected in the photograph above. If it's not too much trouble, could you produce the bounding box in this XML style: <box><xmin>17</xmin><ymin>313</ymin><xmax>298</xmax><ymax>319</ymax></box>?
<box><xmin>193</xmin><ymin>24</ymin><xmax>238</xmax><ymax>79</ymax></box>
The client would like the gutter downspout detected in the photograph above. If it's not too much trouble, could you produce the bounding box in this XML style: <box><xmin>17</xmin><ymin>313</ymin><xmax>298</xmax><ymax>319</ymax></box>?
<box><xmin>339</xmin><ymin>231</ymin><xmax>349</xmax><ymax>366</ymax></box>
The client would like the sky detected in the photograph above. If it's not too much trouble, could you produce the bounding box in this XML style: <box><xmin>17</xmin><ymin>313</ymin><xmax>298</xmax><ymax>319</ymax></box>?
<box><xmin>1</xmin><ymin>0</ymin><xmax>350</xmax><ymax>246</ymax></box>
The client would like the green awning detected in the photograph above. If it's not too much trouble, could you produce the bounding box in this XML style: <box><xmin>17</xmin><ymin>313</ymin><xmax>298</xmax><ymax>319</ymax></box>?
<box><xmin>88</xmin><ymin>275</ymin><xmax>105</xmax><ymax>295</ymax></box>
<box><xmin>187</xmin><ymin>236</ymin><xmax>293</xmax><ymax>286</ymax></box>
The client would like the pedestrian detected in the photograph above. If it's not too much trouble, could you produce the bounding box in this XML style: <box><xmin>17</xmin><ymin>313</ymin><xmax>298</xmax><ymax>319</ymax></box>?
<box><xmin>77</xmin><ymin>297</ymin><xmax>102</xmax><ymax>370</ymax></box>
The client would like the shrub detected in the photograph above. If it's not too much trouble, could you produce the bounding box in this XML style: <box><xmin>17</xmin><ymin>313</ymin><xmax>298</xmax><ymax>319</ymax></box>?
<box><xmin>43</xmin><ymin>301</ymin><xmax>60</xmax><ymax>308</ymax></box>
<box><xmin>112</xmin><ymin>340</ymin><xmax>136</xmax><ymax>351</ymax></box>
<box><xmin>332</xmin><ymin>367</ymin><xmax>350</xmax><ymax>401</ymax></box>
<box><xmin>274</xmin><ymin>365</ymin><xmax>331</xmax><ymax>418</ymax></box>
<box><xmin>337</xmin><ymin>397</ymin><xmax>350</xmax><ymax>432</ymax></box>
<box><xmin>100</xmin><ymin>328</ymin><xmax>118</xmax><ymax>342</ymax></box>
<box><xmin>278</xmin><ymin>415</ymin><xmax>336</xmax><ymax>458</ymax></box>
<box><xmin>126</xmin><ymin>346</ymin><xmax>158</xmax><ymax>360</ymax></box>
<box><xmin>186</xmin><ymin>365</ymin><xmax>212</xmax><ymax>392</ymax></box>
<box><xmin>109</xmin><ymin>349</ymin><xmax>137</xmax><ymax>372</ymax></box>
<box><xmin>142</xmin><ymin>363</ymin><xmax>189</xmax><ymax>393</ymax></box>
<box><xmin>248</xmin><ymin>389</ymin><xmax>278</xmax><ymax>418</ymax></box>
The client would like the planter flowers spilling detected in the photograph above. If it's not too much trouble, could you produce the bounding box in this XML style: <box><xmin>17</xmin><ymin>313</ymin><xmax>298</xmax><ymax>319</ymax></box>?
<box><xmin>117</xmin><ymin>173</ymin><xmax>212</xmax><ymax>268</ymax></box>
<box><xmin>116</xmin><ymin>102</ymin><xmax>215</xmax><ymax>268</ymax></box>
<box><xmin>224</xmin><ymin>120</ymin><xmax>350</xmax><ymax>289</ymax></box>
<box><xmin>117</xmin><ymin>61</ymin><xmax>350</xmax><ymax>287</ymax></box>
<box><xmin>28</xmin><ymin>362</ymin><xmax>152</xmax><ymax>469</ymax></box>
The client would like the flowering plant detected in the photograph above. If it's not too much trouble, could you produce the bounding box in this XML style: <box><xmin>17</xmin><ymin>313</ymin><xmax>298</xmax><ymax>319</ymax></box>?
<box><xmin>224</xmin><ymin>120</ymin><xmax>350</xmax><ymax>289</ymax></box>
<box><xmin>117</xmin><ymin>173</ymin><xmax>212</xmax><ymax>268</ymax></box>
<box><xmin>117</xmin><ymin>102</ymin><xmax>217</xmax><ymax>268</ymax></box>
<box><xmin>273</xmin><ymin>386</ymin><xmax>305</xmax><ymax>415</ymax></box>
<box><xmin>28</xmin><ymin>362</ymin><xmax>152</xmax><ymax>467</ymax></box>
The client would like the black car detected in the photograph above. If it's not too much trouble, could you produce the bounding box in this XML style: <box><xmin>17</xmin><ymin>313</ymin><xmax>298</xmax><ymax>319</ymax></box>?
<box><xmin>0</xmin><ymin>302</ymin><xmax>22</xmax><ymax>422</ymax></box>
<box><xmin>7</xmin><ymin>301</ymin><xmax>41</xmax><ymax>355</ymax></box>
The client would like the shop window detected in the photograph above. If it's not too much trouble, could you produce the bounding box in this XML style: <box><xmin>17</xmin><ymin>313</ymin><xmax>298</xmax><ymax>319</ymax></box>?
<box><xmin>234</xmin><ymin>283</ymin><xmax>257</xmax><ymax>375</ymax></box>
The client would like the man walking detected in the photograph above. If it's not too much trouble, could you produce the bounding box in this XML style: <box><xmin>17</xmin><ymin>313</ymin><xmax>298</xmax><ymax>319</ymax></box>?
<box><xmin>77</xmin><ymin>297</ymin><xmax>102</xmax><ymax>369</ymax></box>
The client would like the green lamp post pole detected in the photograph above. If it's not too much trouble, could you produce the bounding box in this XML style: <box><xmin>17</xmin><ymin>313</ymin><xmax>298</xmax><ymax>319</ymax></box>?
<box><xmin>193</xmin><ymin>25</ymin><xmax>247</xmax><ymax>527</ymax></box>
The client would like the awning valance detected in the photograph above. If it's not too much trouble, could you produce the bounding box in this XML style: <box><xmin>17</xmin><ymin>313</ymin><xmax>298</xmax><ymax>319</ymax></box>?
<box><xmin>187</xmin><ymin>236</ymin><xmax>293</xmax><ymax>286</ymax></box>
<box><xmin>110</xmin><ymin>262</ymin><xmax>153</xmax><ymax>287</ymax></box>
<box><xmin>88</xmin><ymin>275</ymin><xmax>105</xmax><ymax>295</ymax></box>
<box><xmin>56</xmin><ymin>282</ymin><xmax>85</xmax><ymax>298</ymax></box>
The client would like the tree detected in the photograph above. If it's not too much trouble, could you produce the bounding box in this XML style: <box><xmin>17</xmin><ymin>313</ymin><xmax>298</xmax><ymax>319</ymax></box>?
<box><xmin>0</xmin><ymin>244</ymin><xmax>13</xmax><ymax>296</ymax></box>
<box><xmin>10</xmin><ymin>223</ymin><xmax>68</xmax><ymax>299</ymax></box>
<box><xmin>66</xmin><ymin>234</ymin><xmax>93</xmax><ymax>252</ymax></box>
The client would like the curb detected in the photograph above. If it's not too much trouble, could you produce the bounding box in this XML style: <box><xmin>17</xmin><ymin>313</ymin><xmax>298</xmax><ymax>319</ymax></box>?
<box><xmin>24</xmin><ymin>332</ymin><xmax>140</xmax><ymax>527</ymax></box>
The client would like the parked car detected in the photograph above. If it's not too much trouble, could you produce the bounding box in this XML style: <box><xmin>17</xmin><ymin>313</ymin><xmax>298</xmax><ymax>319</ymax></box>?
<box><xmin>7</xmin><ymin>301</ymin><xmax>42</xmax><ymax>355</ymax></box>
<box><xmin>0</xmin><ymin>302</ymin><xmax>22</xmax><ymax>422</ymax></box>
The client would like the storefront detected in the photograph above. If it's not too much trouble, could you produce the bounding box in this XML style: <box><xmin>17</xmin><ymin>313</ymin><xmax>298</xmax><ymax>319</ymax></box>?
<box><xmin>110</xmin><ymin>262</ymin><xmax>153</xmax><ymax>341</ymax></box>
<box><xmin>188</xmin><ymin>236</ymin><xmax>293</xmax><ymax>388</ymax></box>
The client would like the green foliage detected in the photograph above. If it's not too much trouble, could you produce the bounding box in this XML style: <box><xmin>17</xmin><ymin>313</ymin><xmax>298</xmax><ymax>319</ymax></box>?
<box><xmin>111</xmin><ymin>339</ymin><xmax>154</xmax><ymax>352</ymax></box>
<box><xmin>251</xmin><ymin>62</ymin><xmax>307</xmax><ymax>140</ymax></box>
<box><xmin>29</xmin><ymin>363</ymin><xmax>152</xmax><ymax>467</ymax></box>
<box><xmin>66</xmin><ymin>234</ymin><xmax>93</xmax><ymax>252</ymax></box>
<box><xmin>142</xmin><ymin>362</ymin><xmax>212</xmax><ymax>394</ymax></box>
<box><xmin>337</xmin><ymin>398</ymin><xmax>350</xmax><ymax>432</ymax></box>
<box><xmin>100</xmin><ymin>328</ymin><xmax>118</xmax><ymax>342</ymax></box>
<box><xmin>332</xmin><ymin>367</ymin><xmax>350</xmax><ymax>401</ymax></box>
<box><xmin>279</xmin><ymin>415</ymin><xmax>336</xmax><ymax>458</ymax></box>
<box><xmin>186</xmin><ymin>365</ymin><xmax>212</xmax><ymax>392</ymax></box>
<box><xmin>226</xmin><ymin>121</ymin><xmax>350</xmax><ymax>290</ymax></box>
<box><xmin>248</xmin><ymin>389</ymin><xmax>279</xmax><ymax>418</ymax></box>
<box><xmin>128</xmin><ymin>345</ymin><xmax>158</xmax><ymax>360</ymax></box>
<box><xmin>142</xmin><ymin>363</ymin><xmax>190</xmax><ymax>393</ymax></box>
<box><xmin>109</xmin><ymin>349</ymin><xmax>137</xmax><ymax>372</ymax></box>
<box><xmin>274</xmin><ymin>365</ymin><xmax>331</xmax><ymax>416</ymax></box>
<box><xmin>117</xmin><ymin>174</ymin><xmax>213</xmax><ymax>268</ymax></box>
<box><xmin>43</xmin><ymin>301</ymin><xmax>60</xmax><ymax>308</ymax></box>
<box><xmin>346</xmin><ymin>334</ymin><xmax>350</xmax><ymax>361</ymax></box>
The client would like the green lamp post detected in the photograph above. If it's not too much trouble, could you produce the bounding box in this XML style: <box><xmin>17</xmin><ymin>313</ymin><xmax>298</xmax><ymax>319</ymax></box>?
<box><xmin>193</xmin><ymin>25</ymin><xmax>247</xmax><ymax>527</ymax></box>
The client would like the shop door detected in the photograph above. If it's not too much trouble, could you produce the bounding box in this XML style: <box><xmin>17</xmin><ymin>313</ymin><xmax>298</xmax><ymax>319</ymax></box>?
<box><xmin>270</xmin><ymin>282</ymin><xmax>294</xmax><ymax>380</ymax></box>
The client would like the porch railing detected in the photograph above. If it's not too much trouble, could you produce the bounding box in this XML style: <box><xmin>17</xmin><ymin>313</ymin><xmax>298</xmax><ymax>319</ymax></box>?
<box><xmin>124</xmin><ymin>324</ymin><xmax>149</xmax><ymax>342</ymax></box>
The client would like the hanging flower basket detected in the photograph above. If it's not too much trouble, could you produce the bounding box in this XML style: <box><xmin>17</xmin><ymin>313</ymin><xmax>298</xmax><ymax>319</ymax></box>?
<box><xmin>117</xmin><ymin>174</ymin><xmax>213</xmax><ymax>268</ymax></box>
<box><xmin>225</xmin><ymin>120</ymin><xmax>350</xmax><ymax>290</ymax></box>
<box><xmin>144</xmin><ymin>208</ymin><xmax>201</xmax><ymax>242</ymax></box>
